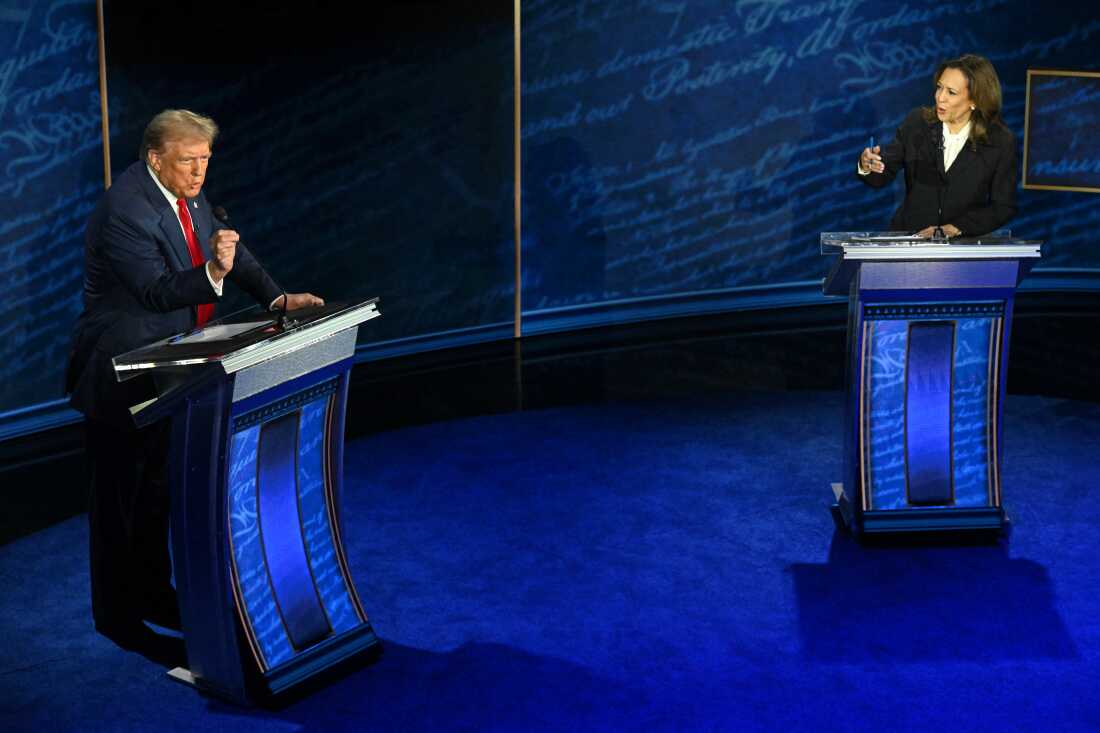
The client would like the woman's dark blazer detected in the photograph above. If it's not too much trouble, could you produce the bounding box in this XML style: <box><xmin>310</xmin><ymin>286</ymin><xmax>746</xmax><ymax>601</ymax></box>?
<box><xmin>858</xmin><ymin>108</ymin><xmax>1018</xmax><ymax>236</ymax></box>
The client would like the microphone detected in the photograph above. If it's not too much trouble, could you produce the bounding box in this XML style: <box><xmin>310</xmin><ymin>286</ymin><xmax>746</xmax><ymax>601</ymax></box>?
<box><xmin>932</xmin><ymin>125</ymin><xmax>948</xmax><ymax>242</ymax></box>
<box><xmin>213</xmin><ymin>205</ymin><xmax>294</xmax><ymax>329</ymax></box>
<box><xmin>277</xmin><ymin>293</ymin><xmax>295</xmax><ymax>330</ymax></box>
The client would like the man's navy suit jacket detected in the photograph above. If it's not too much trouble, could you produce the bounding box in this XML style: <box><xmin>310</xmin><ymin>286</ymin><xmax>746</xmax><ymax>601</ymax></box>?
<box><xmin>67</xmin><ymin>161</ymin><xmax>283</xmax><ymax>424</ymax></box>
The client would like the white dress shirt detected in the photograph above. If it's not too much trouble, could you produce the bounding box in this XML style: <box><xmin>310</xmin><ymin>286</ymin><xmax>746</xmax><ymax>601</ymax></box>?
<box><xmin>146</xmin><ymin>165</ymin><xmax>223</xmax><ymax>296</ymax></box>
<box><xmin>942</xmin><ymin>120</ymin><xmax>971</xmax><ymax>171</ymax></box>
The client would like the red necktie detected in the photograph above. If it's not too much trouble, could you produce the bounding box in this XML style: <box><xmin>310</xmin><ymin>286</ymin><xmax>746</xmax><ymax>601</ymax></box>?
<box><xmin>176</xmin><ymin>198</ymin><xmax>214</xmax><ymax>327</ymax></box>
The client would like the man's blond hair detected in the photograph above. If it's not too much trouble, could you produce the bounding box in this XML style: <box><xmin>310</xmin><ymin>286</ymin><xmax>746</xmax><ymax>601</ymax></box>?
<box><xmin>140</xmin><ymin>109</ymin><xmax>219</xmax><ymax>162</ymax></box>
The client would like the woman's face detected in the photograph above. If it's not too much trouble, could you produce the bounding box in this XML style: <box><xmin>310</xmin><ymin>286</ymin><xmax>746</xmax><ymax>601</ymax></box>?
<box><xmin>934</xmin><ymin>67</ymin><xmax>973</xmax><ymax>128</ymax></box>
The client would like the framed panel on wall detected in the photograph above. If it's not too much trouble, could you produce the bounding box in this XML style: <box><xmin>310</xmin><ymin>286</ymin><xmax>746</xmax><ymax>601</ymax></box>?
<box><xmin>1023</xmin><ymin>69</ymin><xmax>1100</xmax><ymax>194</ymax></box>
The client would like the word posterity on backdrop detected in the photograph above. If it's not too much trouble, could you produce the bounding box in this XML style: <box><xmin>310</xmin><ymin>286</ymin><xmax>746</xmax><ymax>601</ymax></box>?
<box><xmin>0</xmin><ymin>0</ymin><xmax>100</xmax><ymax>418</ymax></box>
<box><xmin>520</xmin><ymin>0</ymin><xmax>1100</xmax><ymax>317</ymax></box>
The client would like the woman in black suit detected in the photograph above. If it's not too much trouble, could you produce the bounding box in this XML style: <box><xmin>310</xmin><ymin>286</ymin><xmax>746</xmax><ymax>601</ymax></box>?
<box><xmin>858</xmin><ymin>54</ymin><xmax>1017</xmax><ymax>238</ymax></box>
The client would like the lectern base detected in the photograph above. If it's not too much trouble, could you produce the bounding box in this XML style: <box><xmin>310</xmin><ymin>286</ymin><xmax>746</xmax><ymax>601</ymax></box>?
<box><xmin>829</xmin><ymin>483</ymin><xmax>1009</xmax><ymax>538</ymax></box>
<box><xmin>167</xmin><ymin>666</ymin><xmax>197</xmax><ymax>687</ymax></box>
<box><xmin>166</xmin><ymin>629</ymin><xmax>382</xmax><ymax>706</ymax></box>
<box><xmin>830</xmin><ymin>483</ymin><xmax>854</xmax><ymax>531</ymax></box>
<box><xmin>165</xmin><ymin>666</ymin><xmax>249</xmax><ymax>705</ymax></box>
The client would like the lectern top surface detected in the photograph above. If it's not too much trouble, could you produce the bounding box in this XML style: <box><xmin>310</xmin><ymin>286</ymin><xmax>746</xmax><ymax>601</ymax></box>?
<box><xmin>820</xmin><ymin>231</ymin><xmax>1042</xmax><ymax>260</ymax></box>
<box><xmin>113</xmin><ymin>297</ymin><xmax>380</xmax><ymax>376</ymax></box>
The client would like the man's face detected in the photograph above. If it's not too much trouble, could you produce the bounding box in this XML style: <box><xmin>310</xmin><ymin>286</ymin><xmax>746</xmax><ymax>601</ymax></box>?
<box><xmin>148</xmin><ymin>137</ymin><xmax>211</xmax><ymax>200</ymax></box>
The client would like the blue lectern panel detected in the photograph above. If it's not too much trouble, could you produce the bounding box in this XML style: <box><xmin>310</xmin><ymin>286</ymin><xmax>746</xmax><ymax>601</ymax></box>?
<box><xmin>866</xmin><ymin>320</ymin><xmax>908</xmax><ymax>511</ymax></box>
<box><xmin>864</xmin><ymin>307</ymin><xmax>1002</xmax><ymax>513</ymax></box>
<box><xmin>905</xmin><ymin>322</ymin><xmax>955</xmax><ymax>506</ymax></box>
<box><xmin>298</xmin><ymin>399</ymin><xmax>362</xmax><ymax>634</ymax></box>
<box><xmin>228</xmin><ymin>425</ymin><xmax>296</xmax><ymax>669</ymax></box>
<box><xmin>952</xmin><ymin>318</ymin><xmax>996</xmax><ymax>507</ymax></box>
<box><xmin>227</xmin><ymin>380</ymin><xmax>370</xmax><ymax>676</ymax></box>
<box><xmin>257</xmin><ymin>412</ymin><xmax>333</xmax><ymax>651</ymax></box>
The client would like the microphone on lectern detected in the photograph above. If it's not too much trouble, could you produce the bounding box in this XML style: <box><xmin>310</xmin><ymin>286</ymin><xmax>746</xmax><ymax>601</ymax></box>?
<box><xmin>213</xmin><ymin>205</ymin><xmax>294</xmax><ymax>329</ymax></box>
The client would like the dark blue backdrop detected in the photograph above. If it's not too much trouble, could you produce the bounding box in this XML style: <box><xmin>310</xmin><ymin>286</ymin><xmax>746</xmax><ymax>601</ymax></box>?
<box><xmin>101</xmin><ymin>1</ymin><xmax>517</xmax><ymax>353</ymax></box>
<box><xmin>0</xmin><ymin>0</ymin><xmax>100</xmax><ymax>424</ymax></box>
<box><xmin>2</xmin><ymin>0</ymin><xmax>1100</xmax><ymax>430</ymax></box>
<box><xmin>520</xmin><ymin>0</ymin><xmax>1100</xmax><ymax>326</ymax></box>
<box><xmin>1025</xmin><ymin>72</ymin><xmax>1100</xmax><ymax>190</ymax></box>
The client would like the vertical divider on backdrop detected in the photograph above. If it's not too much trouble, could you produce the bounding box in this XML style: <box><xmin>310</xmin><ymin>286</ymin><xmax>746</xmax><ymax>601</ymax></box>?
<box><xmin>514</xmin><ymin>0</ymin><xmax>523</xmax><ymax>339</ymax></box>
<box><xmin>96</xmin><ymin>0</ymin><xmax>111</xmax><ymax>188</ymax></box>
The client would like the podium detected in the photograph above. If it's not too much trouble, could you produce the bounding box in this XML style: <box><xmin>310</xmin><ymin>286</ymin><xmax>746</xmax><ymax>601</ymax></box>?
<box><xmin>822</xmin><ymin>233</ymin><xmax>1041</xmax><ymax>536</ymax></box>
<box><xmin>113</xmin><ymin>298</ymin><xmax>381</xmax><ymax>703</ymax></box>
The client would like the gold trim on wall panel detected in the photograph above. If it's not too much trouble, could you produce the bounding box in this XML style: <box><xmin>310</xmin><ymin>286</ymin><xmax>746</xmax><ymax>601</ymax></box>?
<box><xmin>1022</xmin><ymin>68</ymin><xmax>1100</xmax><ymax>194</ymax></box>
<box><xmin>1022</xmin><ymin>69</ymin><xmax>1032</xmax><ymax>189</ymax></box>
<box><xmin>95</xmin><ymin>0</ymin><xmax>111</xmax><ymax>189</ymax></box>
<box><xmin>1021</xmin><ymin>183</ymin><xmax>1100</xmax><ymax>193</ymax></box>
<box><xmin>513</xmin><ymin>0</ymin><xmax>522</xmax><ymax>338</ymax></box>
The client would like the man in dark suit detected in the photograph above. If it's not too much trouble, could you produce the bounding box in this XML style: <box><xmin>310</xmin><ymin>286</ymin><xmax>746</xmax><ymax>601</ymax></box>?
<box><xmin>66</xmin><ymin>109</ymin><xmax>322</xmax><ymax>648</ymax></box>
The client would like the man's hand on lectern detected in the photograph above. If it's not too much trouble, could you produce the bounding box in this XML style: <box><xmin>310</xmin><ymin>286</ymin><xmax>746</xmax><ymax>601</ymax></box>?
<box><xmin>281</xmin><ymin>293</ymin><xmax>325</xmax><ymax>310</ymax></box>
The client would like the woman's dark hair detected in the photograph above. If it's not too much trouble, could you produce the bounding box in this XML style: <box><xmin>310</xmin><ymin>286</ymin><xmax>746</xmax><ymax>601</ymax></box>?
<box><xmin>922</xmin><ymin>54</ymin><xmax>1006</xmax><ymax>146</ymax></box>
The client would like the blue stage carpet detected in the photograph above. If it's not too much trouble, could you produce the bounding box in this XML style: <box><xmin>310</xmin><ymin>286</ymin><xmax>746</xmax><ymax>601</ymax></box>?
<box><xmin>2</xmin><ymin>391</ymin><xmax>1098</xmax><ymax>731</ymax></box>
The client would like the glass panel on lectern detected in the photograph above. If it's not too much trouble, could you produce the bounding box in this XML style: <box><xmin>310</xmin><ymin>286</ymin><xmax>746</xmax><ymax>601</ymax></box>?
<box><xmin>820</xmin><ymin>230</ymin><xmax>1016</xmax><ymax>254</ymax></box>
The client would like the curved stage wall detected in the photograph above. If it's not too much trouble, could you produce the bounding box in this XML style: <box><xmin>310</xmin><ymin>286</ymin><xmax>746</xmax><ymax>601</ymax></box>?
<box><xmin>519</xmin><ymin>0</ymin><xmax>1100</xmax><ymax>332</ymax></box>
<box><xmin>101</xmin><ymin>2</ymin><xmax>517</xmax><ymax>353</ymax></box>
<box><xmin>0</xmin><ymin>0</ymin><xmax>102</xmax><ymax>435</ymax></box>
<box><xmin>1</xmin><ymin>0</ymin><xmax>1099</xmax><ymax>436</ymax></box>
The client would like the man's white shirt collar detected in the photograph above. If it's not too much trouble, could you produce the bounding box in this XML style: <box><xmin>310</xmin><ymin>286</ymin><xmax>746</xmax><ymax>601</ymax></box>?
<box><xmin>147</xmin><ymin>164</ymin><xmax>184</xmax><ymax>207</ymax></box>
<box><xmin>147</xmin><ymin>165</ymin><xmax>223</xmax><ymax>296</ymax></box>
